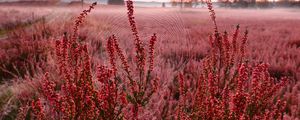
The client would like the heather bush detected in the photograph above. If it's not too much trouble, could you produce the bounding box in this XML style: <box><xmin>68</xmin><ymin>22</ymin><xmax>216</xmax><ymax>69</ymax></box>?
<box><xmin>0</xmin><ymin>73</ymin><xmax>42</xmax><ymax>119</ymax></box>
<box><xmin>17</xmin><ymin>1</ymin><xmax>159</xmax><ymax>119</ymax></box>
<box><xmin>0</xmin><ymin>16</ymin><xmax>54</xmax><ymax>82</ymax></box>
<box><xmin>0</xmin><ymin>36</ymin><xmax>51</xmax><ymax>82</ymax></box>
<box><xmin>283</xmin><ymin>81</ymin><xmax>300</xmax><ymax>119</ymax></box>
<box><xmin>0</xmin><ymin>12</ymin><xmax>56</xmax><ymax>118</ymax></box>
<box><xmin>173</xmin><ymin>0</ymin><xmax>288</xmax><ymax>119</ymax></box>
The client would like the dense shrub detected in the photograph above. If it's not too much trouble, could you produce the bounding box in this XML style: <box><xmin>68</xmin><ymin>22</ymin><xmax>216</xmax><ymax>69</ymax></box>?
<box><xmin>18</xmin><ymin>1</ymin><xmax>158</xmax><ymax>119</ymax></box>
<box><xmin>173</xmin><ymin>1</ymin><xmax>288</xmax><ymax>119</ymax></box>
<box><xmin>0</xmin><ymin>16</ymin><xmax>53</xmax><ymax>82</ymax></box>
<box><xmin>0</xmin><ymin>34</ymin><xmax>51</xmax><ymax>82</ymax></box>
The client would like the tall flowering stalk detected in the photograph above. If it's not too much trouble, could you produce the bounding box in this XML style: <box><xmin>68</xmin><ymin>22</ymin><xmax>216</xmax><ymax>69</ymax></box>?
<box><xmin>148</xmin><ymin>34</ymin><xmax>157</xmax><ymax>73</ymax></box>
<box><xmin>126</xmin><ymin>0</ymin><xmax>146</xmax><ymax>74</ymax></box>
<box><xmin>239</xmin><ymin>29</ymin><xmax>248</xmax><ymax>65</ymax></box>
<box><xmin>206</xmin><ymin>0</ymin><xmax>218</xmax><ymax>34</ymax></box>
<box><xmin>105</xmin><ymin>29</ymin><xmax>158</xmax><ymax>119</ymax></box>
<box><xmin>107</xmin><ymin>35</ymin><xmax>117</xmax><ymax>74</ymax></box>
<box><xmin>230</xmin><ymin>25</ymin><xmax>240</xmax><ymax>66</ymax></box>
<box><xmin>176</xmin><ymin>0</ymin><xmax>288</xmax><ymax>119</ymax></box>
<box><xmin>102</xmin><ymin>1</ymin><xmax>159</xmax><ymax>118</ymax></box>
<box><xmin>72</xmin><ymin>2</ymin><xmax>97</xmax><ymax>42</ymax></box>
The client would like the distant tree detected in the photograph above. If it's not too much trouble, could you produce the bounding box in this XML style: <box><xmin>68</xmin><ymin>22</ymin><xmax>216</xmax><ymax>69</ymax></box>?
<box><xmin>162</xmin><ymin>2</ymin><xmax>166</xmax><ymax>7</ymax></box>
<box><xmin>108</xmin><ymin>0</ymin><xmax>124</xmax><ymax>5</ymax></box>
<box><xmin>170</xmin><ymin>0</ymin><xmax>200</xmax><ymax>8</ymax></box>
<box><xmin>171</xmin><ymin>0</ymin><xmax>178</xmax><ymax>6</ymax></box>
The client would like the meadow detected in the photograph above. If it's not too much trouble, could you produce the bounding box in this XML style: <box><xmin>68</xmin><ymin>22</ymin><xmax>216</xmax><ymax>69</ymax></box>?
<box><xmin>0</xmin><ymin>1</ymin><xmax>299</xmax><ymax>119</ymax></box>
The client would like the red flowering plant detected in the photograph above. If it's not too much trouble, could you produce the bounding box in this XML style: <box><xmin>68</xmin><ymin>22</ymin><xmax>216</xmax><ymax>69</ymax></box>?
<box><xmin>17</xmin><ymin>2</ymin><xmax>126</xmax><ymax>119</ymax></box>
<box><xmin>17</xmin><ymin>1</ymin><xmax>159</xmax><ymax>119</ymax></box>
<box><xmin>105</xmin><ymin>0</ymin><xmax>158</xmax><ymax>118</ymax></box>
<box><xmin>175</xmin><ymin>0</ymin><xmax>288</xmax><ymax>119</ymax></box>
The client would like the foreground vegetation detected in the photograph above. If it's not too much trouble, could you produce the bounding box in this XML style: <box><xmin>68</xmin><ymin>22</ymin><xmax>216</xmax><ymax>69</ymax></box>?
<box><xmin>0</xmin><ymin>1</ymin><xmax>299</xmax><ymax>119</ymax></box>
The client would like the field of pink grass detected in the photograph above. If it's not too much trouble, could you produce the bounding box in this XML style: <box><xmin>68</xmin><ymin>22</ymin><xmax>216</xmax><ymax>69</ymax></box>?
<box><xmin>0</xmin><ymin>2</ymin><xmax>299</xmax><ymax>119</ymax></box>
